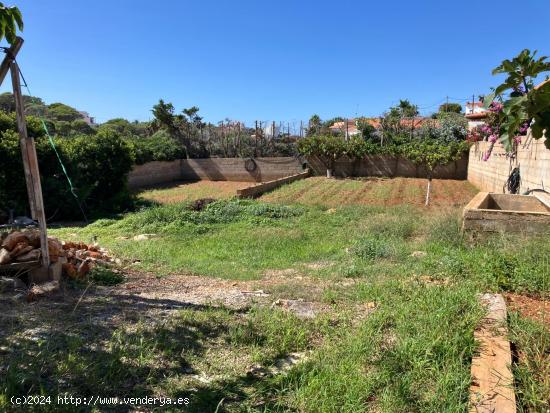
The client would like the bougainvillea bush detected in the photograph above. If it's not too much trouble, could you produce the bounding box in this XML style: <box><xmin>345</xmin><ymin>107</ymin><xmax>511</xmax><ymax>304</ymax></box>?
<box><xmin>471</xmin><ymin>49</ymin><xmax>550</xmax><ymax>159</ymax></box>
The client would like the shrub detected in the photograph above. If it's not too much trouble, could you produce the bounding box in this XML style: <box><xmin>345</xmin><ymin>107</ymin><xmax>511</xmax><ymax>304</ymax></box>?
<box><xmin>89</xmin><ymin>266</ymin><xmax>124</xmax><ymax>286</ymax></box>
<box><xmin>127</xmin><ymin>130</ymin><xmax>186</xmax><ymax>165</ymax></box>
<box><xmin>0</xmin><ymin>128</ymin><xmax>135</xmax><ymax>220</ymax></box>
<box><xmin>351</xmin><ymin>236</ymin><xmax>394</xmax><ymax>261</ymax></box>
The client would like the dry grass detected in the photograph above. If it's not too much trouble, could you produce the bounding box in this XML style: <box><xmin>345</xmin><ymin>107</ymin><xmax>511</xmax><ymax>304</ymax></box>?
<box><xmin>136</xmin><ymin>180</ymin><xmax>250</xmax><ymax>204</ymax></box>
<box><xmin>260</xmin><ymin>176</ymin><xmax>479</xmax><ymax>208</ymax></box>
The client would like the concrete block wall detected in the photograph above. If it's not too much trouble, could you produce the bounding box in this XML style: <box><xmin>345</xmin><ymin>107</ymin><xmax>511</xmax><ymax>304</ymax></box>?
<box><xmin>467</xmin><ymin>138</ymin><xmax>550</xmax><ymax>193</ymax></box>
<box><xmin>307</xmin><ymin>154</ymin><xmax>468</xmax><ymax>179</ymax></box>
<box><xmin>128</xmin><ymin>157</ymin><xmax>304</xmax><ymax>189</ymax></box>
<box><xmin>128</xmin><ymin>160</ymin><xmax>182</xmax><ymax>189</ymax></box>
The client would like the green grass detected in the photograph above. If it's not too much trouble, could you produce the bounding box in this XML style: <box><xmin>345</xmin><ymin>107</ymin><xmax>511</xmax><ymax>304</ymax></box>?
<box><xmin>2</xmin><ymin>178</ymin><xmax>547</xmax><ymax>412</ymax></box>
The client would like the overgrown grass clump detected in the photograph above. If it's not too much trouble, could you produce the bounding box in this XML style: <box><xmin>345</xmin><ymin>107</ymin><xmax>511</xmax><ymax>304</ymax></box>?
<box><xmin>93</xmin><ymin>199</ymin><xmax>304</xmax><ymax>234</ymax></box>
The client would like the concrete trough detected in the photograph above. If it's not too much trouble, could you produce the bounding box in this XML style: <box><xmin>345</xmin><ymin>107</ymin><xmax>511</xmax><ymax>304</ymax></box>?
<box><xmin>463</xmin><ymin>192</ymin><xmax>550</xmax><ymax>234</ymax></box>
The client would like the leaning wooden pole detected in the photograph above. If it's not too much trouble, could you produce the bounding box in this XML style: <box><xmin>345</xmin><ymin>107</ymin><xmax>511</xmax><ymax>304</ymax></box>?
<box><xmin>10</xmin><ymin>60</ymin><xmax>50</xmax><ymax>269</ymax></box>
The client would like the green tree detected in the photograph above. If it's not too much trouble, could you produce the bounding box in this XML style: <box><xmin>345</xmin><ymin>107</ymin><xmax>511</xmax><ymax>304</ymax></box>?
<box><xmin>306</xmin><ymin>114</ymin><xmax>322</xmax><ymax>137</ymax></box>
<box><xmin>401</xmin><ymin>139</ymin><xmax>468</xmax><ymax>205</ymax></box>
<box><xmin>438</xmin><ymin>103</ymin><xmax>462</xmax><ymax>114</ymax></box>
<box><xmin>297</xmin><ymin>135</ymin><xmax>345</xmax><ymax>177</ymax></box>
<box><xmin>0</xmin><ymin>2</ymin><xmax>22</xmax><ymax>44</ymax></box>
<box><xmin>356</xmin><ymin>118</ymin><xmax>376</xmax><ymax>140</ymax></box>
<box><xmin>47</xmin><ymin>102</ymin><xmax>83</xmax><ymax>122</ymax></box>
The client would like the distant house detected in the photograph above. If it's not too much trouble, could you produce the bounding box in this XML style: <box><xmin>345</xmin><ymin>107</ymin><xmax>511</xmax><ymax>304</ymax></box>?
<box><xmin>329</xmin><ymin>117</ymin><xmax>428</xmax><ymax>138</ymax></box>
<box><xmin>465</xmin><ymin>101</ymin><xmax>489</xmax><ymax>130</ymax></box>
<box><xmin>78</xmin><ymin>111</ymin><xmax>96</xmax><ymax>126</ymax></box>
<box><xmin>329</xmin><ymin>119</ymin><xmax>361</xmax><ymax>139</ymax></box>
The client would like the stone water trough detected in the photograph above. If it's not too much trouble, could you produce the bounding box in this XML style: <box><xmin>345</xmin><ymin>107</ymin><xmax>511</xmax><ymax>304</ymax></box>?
<box><xmin>463</xmin><ymin>192</ymin><xmax>550</xmax><ymax>234</ymax></box>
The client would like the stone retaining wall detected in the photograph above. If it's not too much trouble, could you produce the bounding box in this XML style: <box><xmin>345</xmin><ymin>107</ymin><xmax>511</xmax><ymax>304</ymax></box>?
<box><xmin>128</xmin><ymin>157</ymin><xmax>304</xmax><ymax>189</ymax></box>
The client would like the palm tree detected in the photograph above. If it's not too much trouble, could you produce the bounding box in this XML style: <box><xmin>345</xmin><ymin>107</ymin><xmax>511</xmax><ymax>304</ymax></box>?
<box><xmin>0</xmin><ymin>2</ymin><xmax>23</xmax><ymax>44</ymax></box>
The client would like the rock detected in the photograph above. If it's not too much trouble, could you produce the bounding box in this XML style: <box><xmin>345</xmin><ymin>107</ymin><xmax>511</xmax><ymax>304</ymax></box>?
<box><xmin>0</xmin><ymin>277</ymin><xmax>15</xmax><ymax>292</ymax></box>
<box><xmin>88</xmin><ymin>251</ymin><xmax>103</xmax><ymax>259</ymax></box>
<box><xmin>28</xmin><ymin>281</ymin><xmax>59</xmax><ymax>301</ymax></box>
<box><xmin>10</xmin><ymin>243</ymin><xmax>32</xmax><ymax>258</ymax></box>
<box><xmin>188</xmin><ymin>198</ymin><xmax>216</xmax><ymax>211</ymax></box>
<box><xmin>62</xmin><ymin>262</ymin><xmax>77</xmax><ymax>278</ymax></box>
<box><xmin>48</xmin><ymin>238</ymin><xmax>63</xmax><ymax>258</ymax></box>
<box><xmin>411</xmin><ymin>251</ymin><xmax>427</xmax><ymax>258</ymax></box>
<box><xmin>272</xmin><ymin>299</ymin><xmax>317</xmax><ymax>319</ymax></box>
<box><xmin>0</xmin><ymin>248</ymin><xmax>11</xmax><ymax>264</ymax></box>
<box><xmin>0</xmin><ymin>277</ymin><xmax>27</xmax><ymax>292</ymax></box>
<box><xmin>77</xmin><ymin>260</ymin><xmax>91</xmax><ymax>278</ymax></box>
<box><xmin>62</xmin><ymin>241</ymin><xmax>77</xmax><ymax>250</ymax></box>
<box><xmin>15</xmin><ymin>249</ymin><xmax>41</xmax><ymax>262</ymax></box>
<box><xmin>26</xmin><ymin>231</ymin><xmax>41</xmax><ymax>247</ymax></box>
<box><xmin>1</xmin><ymin>232</ymin><xmax>27</xmax><ymax>251</ymax></box>
<box><xmin>133</xmin><ymin>234</ymin><xmax>157</xmax><ymax>241</ymax></box>
<box><xmin>241</xmin><ymin>290</ymin><xmax>270</xmax><ymax>297</ymax></box>
<box><xmin>9</xmin><ymin>241</ymin><xmax>29</xmax><ymax>256</ymax></box>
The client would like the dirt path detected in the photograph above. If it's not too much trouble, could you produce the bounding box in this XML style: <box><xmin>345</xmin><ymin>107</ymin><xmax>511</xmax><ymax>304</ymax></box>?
<box><xmin>0</xmin><ymin>268</ymin><xmax>333</xmax><ymax>344</ymax></box>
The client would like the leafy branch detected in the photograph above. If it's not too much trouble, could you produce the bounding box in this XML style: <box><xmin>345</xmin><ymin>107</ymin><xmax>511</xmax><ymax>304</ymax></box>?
<box><xmin>484</xmin><ymin>49</ymin><xmax>550</xmax><ymax>150</ymax></box>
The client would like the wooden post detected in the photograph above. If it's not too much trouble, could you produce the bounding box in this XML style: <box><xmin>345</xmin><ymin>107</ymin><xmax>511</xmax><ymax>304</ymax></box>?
<box><xmin>255</xmin><ymin>120</ymin><xmax>259</xmax><ymax>158</ymax></box>
<box><xmin>11</xmin><ymin>61</ymin><xmax>50</xmax><ymax>269</ymax></box>
<box><xmin>0</xmin><ymin>37</ymin><xmax>23</xmax><ymax>85</ymax></box>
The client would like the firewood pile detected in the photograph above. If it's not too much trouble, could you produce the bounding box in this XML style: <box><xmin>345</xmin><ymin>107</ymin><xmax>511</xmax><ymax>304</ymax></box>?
<box><xmin>0</xmin><ymin>230</ymin><xmax>113</xmax><ymax>279</ymax></box>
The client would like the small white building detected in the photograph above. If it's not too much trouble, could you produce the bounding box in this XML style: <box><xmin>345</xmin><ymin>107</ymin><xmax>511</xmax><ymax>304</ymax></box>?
<box><xmin>329</xmin><ymin>119</ymin><xmax>361</xmax><ymax>139</ymax></box>
<box><xmin>465</xmin><ymin>102</ymin><xmax>488</xmax><ymax>130</ymax></box>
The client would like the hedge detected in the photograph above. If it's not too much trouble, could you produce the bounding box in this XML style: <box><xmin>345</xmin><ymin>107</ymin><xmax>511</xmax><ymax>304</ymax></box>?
<box><xmin>0</xmin><ymin>115</ymin><xmax>134</xmax><ymax>220</ymax></box>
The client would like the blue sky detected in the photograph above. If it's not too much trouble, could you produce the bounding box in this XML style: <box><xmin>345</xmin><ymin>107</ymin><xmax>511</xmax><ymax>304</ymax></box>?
<box><xmin>2</xmin><ymin>0</ymin><xmax>549</xmax><ymax>125</ymax></box>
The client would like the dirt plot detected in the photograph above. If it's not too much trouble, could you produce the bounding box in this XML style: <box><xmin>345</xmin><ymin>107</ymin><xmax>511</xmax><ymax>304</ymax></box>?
<box><xmin>136</xmin><ymin>180</ymin><xmax>250</xmax><ymax>204</ymax></box>
<box><xmin>505</xmin><ymin>292</ymin><xmax>549</xmax><ymax>327</ymax></box>
<box><xmin>260</xmin><ymin>176</ymin><xmax>479</xmax><ymax>207</ymax></box>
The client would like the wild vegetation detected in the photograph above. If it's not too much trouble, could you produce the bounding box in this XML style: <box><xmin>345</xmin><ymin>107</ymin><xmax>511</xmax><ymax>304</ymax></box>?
<box><xmin>0</xmin><ymin>178</ymin><xmax>540</xmax><ymax>412</ymax></box>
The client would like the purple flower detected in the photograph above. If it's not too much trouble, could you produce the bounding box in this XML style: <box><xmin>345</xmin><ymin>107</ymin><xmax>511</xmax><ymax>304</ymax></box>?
<box><xmin>519</xmin><ymin>121</ymin><xmax>529</xmax><ymax>135</ymax></box>
<box><xmin>513</xmin><ymin>85</ymin><xmax>526</xmax><ymax>95</ymax></box>
<box><xmin>489</xmin><ymin>134</ymin><xmax>498</xmax><ymax>143</ymax></box>
<box><xmin>513</xmin><ymin>136</ymin><xmax>522</xmax><ymax>144</ymax></box>
<box><xmin>489</xmin><ymin>102</ymin><xmax>503</xmax><ymax>113</ymax></box>
<box><xmin>480</xmin><ymin>125</ymin><xmax>492</xmax><ymax>134</ymax></box>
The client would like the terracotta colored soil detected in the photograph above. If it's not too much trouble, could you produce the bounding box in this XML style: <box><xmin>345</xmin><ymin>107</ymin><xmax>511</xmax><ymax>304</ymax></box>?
<box><xmin>137</xmin><ymin>180</ymin><xmax>250</xmax><ymax>204</ymax></box>
<box><xmin>504</xmin><ymin>293</ymin><xmax>549</xmax><ymax>327</ymax></box>
<box><xmin>261</xmin><ymin>177</ymin><xmax>479</xmax><ymax>208</ymax></box>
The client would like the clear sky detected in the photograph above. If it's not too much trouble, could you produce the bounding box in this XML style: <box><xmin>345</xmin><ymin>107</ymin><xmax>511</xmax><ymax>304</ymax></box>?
<box><xmin>2</xmin><ymin>0</ymin><xmax>549</xmax><ymax>125</ymax></box>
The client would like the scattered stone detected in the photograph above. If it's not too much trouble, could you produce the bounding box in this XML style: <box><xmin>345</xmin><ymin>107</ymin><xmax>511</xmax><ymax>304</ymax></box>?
<box><xmin>77</xmin><ymin>260</ymin><xmax>92</xmax><ymax>278</ymax></box>
<box><xmin>1</xmin><ymin>231</ymin><xmax>27</xmax><ymax>250</ymax></box>
<box><xmin>188</xmin><ymin>198</ymin><xmax>216</xmax><ymax>211</ymax></box>
<box><xmin>27</xmin><ymin>281</ymin><xmax>60</xmax><ymax>302</ymax></box>
<box><xmin>0</xmin><ymin>248</ymin><xmax>10</xmax><ymax>264</ymax></box>
<box><xmin>15</xmin><ymin>249</ymin><xmax>41</xmax><ymax>262</ymax></box>
<box><xmin>272</xmin><ymin>299</ymin><xmax>317</xmax><ymax>319</ymax></box>
<box><xmin>416</xmin><ymin>275</ymin><xmax>449</xmax><ymax>286</ymax></box>
<box><xmin>410</xmin><ymin>251</ymin><xmax>427</xmax><ymax>258</ymax></box>
<box><xmin>62</xmin><ymin>262</ymin><xmax>77</xmax><ymax>279</ymax></box>
<box><xmin>241</xmin><ymin>289</ymin><xmax>270</xmax><ymax>297</ymax></box>
<box><xmin>133</xmin><ymin>234</ymin><xmax>157</xmax><ymax>241</ymax></box>
<box><xmin>0</xmin><ymin>277</ymin><xmax>15</xmax><ymax>293</ymax></box>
